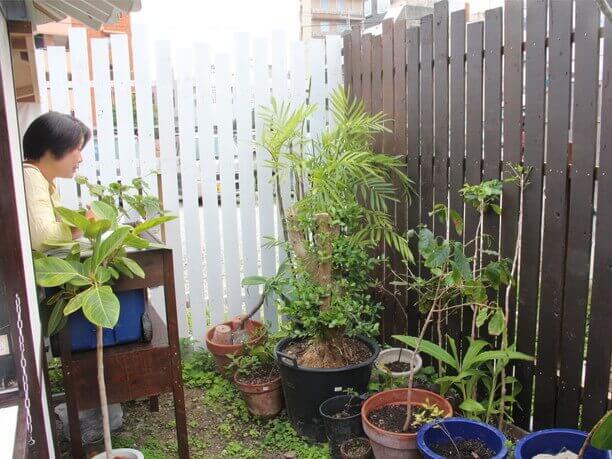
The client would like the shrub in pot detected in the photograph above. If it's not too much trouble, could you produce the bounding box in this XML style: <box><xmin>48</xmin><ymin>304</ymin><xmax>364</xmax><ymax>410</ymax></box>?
<box><xmin>228</xmin><ymin>333</ymin><xmax>283</xmax><ymax>418</ymax></box>
<box><xmin>243</xmin><ymin>88</ymin><xmax>413</xmax><ymax>441</ymax></box>
<box><xmin>34</xmin><ymin>192</ymin><xmax>175</xmax><ymax>458</ymax></box>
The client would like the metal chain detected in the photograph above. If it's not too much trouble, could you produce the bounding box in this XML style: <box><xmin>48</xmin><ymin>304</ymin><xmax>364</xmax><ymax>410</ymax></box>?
<box><xmin>15</xmin><ymin>293</ymin><xmax>35</xmax><ymax>446</ymax></box>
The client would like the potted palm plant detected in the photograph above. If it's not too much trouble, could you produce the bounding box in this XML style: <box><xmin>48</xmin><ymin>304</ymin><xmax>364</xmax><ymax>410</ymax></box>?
<box><xmin>34</xmin><ymin>197</ymin><xmax>174</xmax><ymax>458</ymax></box>
<box><xmin>244</xmin><ymin>88</ymin><xmax>413</xmax><ymax>441</ymax></box>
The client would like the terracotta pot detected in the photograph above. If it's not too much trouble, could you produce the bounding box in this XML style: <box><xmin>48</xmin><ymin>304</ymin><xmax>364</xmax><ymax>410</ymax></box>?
<box><xmin>340</xmin><ymin>437</ymin><xmax>373</xmax><ymax>459</ymax></box>
<box><xmin>234</xmin><ymin>372</ymin><xmax>283</xmax><ymax>418</ymax></box>
<box><xmin>92</xmin><ymin>448</ymin><xmax>144</xmax><ymax>459</ymax></box>
<box><xmin>205</xmin><ymin>319</ymin><xmax>265</xmax><ymax>375</ymax></box>
<box><xmin>361</xmin><ymin>388</ymin><xmax>453</xmax><ymax>459</ymax></box>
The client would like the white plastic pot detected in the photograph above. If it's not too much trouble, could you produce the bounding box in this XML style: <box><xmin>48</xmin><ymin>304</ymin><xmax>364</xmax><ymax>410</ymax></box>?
<box><xmin>92</xmin><ymin>448</ymin><xmax>144</xmax><ymax>459</ymax></box>
<box><xmin>375</xmin><ymin>347</ymin><xmax>422</xmax><ymax>378</ymax></box>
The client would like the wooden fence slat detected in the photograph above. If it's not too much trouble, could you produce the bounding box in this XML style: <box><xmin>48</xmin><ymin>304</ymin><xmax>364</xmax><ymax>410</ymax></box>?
<box><xmin>216</xmin><ymin>53</ymin><xmax>244</xmax><ymax>318</ymax></box>
<box><xmin>132</xmin><ymin>24</ymin><xmax>159</xmax><ymax>196</ymax></box>
<box><xmin>271</xmin><ymin>31</ymin><xmax>292</xmax><ymax>267</ymax></box>
<box><xmin>361</xmin><ymin>34</ymin><xmax>373</xmax><ymax>114</ymax></box>
<box><xmin>351</xmin><ymin>25</ymin><xmax>362</xmax><ymax>99</ymax></box>
<box><xmin>500</xmin><ymin>0</ymin><xmax>522</xmax><ymax>356</ymax></box>
<box><xmin>391</xmin><ymin>18</ymin><xmax>407</xmax><ymax>336</ymax></box>
<box><xmin>462</xmin><ymin>21</ymin><xmax>483</xmax><ymax>341</ymax></box>
<box><xmin>531</xmin><ymin>0</ymin><xmax>571</xmax><ymax>430</ymax></box>
<box><xmin>518</xmin><ymin>0</ymin><xmax>547</xmax><ymax>429</ymax></box>
<box><xmin>194</xmin><ymin>43</ymin><xmax>225</xmax><ymax>328</ymax></box>
<box><xmin>371</xmin><ymin>35</ymin><xmax>383</xmax><ymax>153</ymax></box>
<box><xmin>433</xmin><ymin>1</ymin><xmax>449</xmax><ymax>349</ymax></box>
<box><xmin>47</xmin><ymin>46</ymin><xmax>80</xmax><ymax>209</ymax></box>
<box><xmin>91</xmin><ymin>39</ymin><xmax>118</xmax><ymax>187</ymax></box>
<box><xmin>309</xmin><ymin>39</ymin><xmax>326</xmax><ymax>138</ymax></box>
<box><xmin>175</xmin><ymin>49</ymin><xmax>206</xmax><ymax>341</ymax></box>
<box><xmin>343</xmin><ymin>32</ymin><xmax>353</xmax><ymax>94</ymax></box>
<box><xmin>234</xmin><ymin>34</ymin><xmax>259</xmax><ymax>312</ymax></box>
<box><xmin>110</xmin><ymin>34</ymin><xmax>138</xmax><ymax>184</ymax></box>
<box><xmin>154</xmin><ymin>41</ymin><xmax>188</xmax><ymax>337</ymax></box>
<box><xmin>420</xmin><ymin>14</ymin><xmax>434</xmax><ymax>348</ymax></box>
<box><xmin>68</xmin><ymin>28</ymin><xmax>96</xmax><ymax>204</ymax></box>
<box><xmin>447</xmin><ymin>9</ymin><xmax>465</xmax><ymax>344</ymax></box>
<box><xmin>253</xmin><ymin>37</ymin><xmax>278</xmax><ymax>328</ymax></box>
<box><xmin>556</xmin><ymin>0</ymin><xmax>601</xmax><ymax>428</ymax></box>
<box><xmin>582</xmin><ymin>18</ymin><xmax>612</xmax><ymax>431</ymax></box>
<box><xmin>406</xmin><ymin>26</ymin><xmax>420</xmax><ymax>337</ymax></box>
<box><xmin>380</xmin><ymin>18</ymin><xmax>394</xmax><ymax>341</ymax></box>
<box><xmin>482</xmin><ymin>9</ymin><xmax>502</xmax><ymax>337</ymax></box>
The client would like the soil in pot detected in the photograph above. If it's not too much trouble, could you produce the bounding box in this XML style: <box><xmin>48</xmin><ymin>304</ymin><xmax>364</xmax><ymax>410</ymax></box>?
<box><xmin>366</xmin><ymin>403</ymin><xmax>441</xmax><ymax>434</ymax></box>
<box><xmin>430</xmin><ymin>439</ymin><xmax>496</xmax><ymax>458</ymax></box>
<box><xmin>341</xmin><ymin>437</ymin><xmax>373</xmax><ymax>459</ymax></box>
<box><xmin>283</xmin><ymin>336</ymin><xmax>372</xmax><ymax>368</ymax></box>
<box><xmin>234</xmin><ymin>363</ymin><xmax>279</xmax><ymax>385</ymax></box>
<box><xmin>384</xmin><ymin>360</ymin><xmax>413</xmax><ymax>372</ymax></box>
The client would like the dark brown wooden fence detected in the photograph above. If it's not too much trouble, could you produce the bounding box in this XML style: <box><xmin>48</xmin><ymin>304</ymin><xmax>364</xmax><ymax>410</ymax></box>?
<box><xmin>343</xmin><ymin>0</ymin><xmax>611</xmax><ymax>432</ymax></box>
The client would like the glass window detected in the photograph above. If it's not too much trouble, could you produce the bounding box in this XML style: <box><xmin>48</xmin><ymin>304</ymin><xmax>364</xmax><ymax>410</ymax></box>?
<box><xmin>320</xmin><ymin>0</ymin><xmax>329</xmax><ymax>11</ymax></box>
<box><xmin>337</xmin><ymin>0</ymin><xmax>345</xmax><ymax>12</ymax></box>
<box><xmin>320</xmin><ymin>21</ymin><xmax>330</xmax><ymax>33</ymax></box>
<box><xmin>377</xmin><ymin>0</ymin><xmax>390</xmax><ymax>13</ymax></box>
<box><xmin>364</xmin><ymin>0</ymin><xmax>372</xmax><ymax>16</ymax></box>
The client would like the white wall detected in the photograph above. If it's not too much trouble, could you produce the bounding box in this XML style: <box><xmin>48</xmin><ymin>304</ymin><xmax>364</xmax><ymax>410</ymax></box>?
<box><xmin>0</xmin><ymin>13</ymin><xmax>55</xmax><ymax>457</ymax></box>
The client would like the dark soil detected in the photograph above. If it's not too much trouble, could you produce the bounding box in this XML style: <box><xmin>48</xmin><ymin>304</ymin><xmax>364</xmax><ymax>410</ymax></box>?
<box><xmin>235</xmin><ymin>363</ymin><xmax>280</xmax><ymax>385</ymax></box>
<box><xmin>283</xmin><ymin>337</ymin><xmax>372</xmax><ymax>368</ymax></box>
<box><xmin>430</xmin><ymin>439</ymin><xmax>495</xmax><ymax>458</ymax></box>
<box><xmin>342</xmin><ymin>437</ymin><xmax>371</xmax><ymax>457</ymax></box>
<box><xmin>384</xmin><ymin>360</ymin><xmax>413</xmax><ymax>372</ymax></box>
<box><xmin>367</xmin><ymin>404</ymin><xmax>427</xmax><ymax>434</ymax></box>
<box><xmin>331</xmin><ymin>401</ymin><xmax>362</xmax><ymax>419</ymax></box>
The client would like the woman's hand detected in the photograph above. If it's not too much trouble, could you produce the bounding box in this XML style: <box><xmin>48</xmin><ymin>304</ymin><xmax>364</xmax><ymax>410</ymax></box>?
<box><xmin>71</xmin><ymin>206</ymin><xmax>95</xmax><ymax>239</ymax></box>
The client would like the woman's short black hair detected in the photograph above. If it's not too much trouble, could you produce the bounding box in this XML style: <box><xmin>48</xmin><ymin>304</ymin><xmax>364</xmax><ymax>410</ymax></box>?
<box><xmin>22</xmin><ymin>111</ymin><xmax>91</xmax><ymax>161</ymax></box>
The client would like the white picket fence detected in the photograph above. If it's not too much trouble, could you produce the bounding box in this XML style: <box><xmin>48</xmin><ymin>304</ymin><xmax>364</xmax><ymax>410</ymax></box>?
<box><xmin>34</xmin><ymin>26</ymin><xmax>343</xmax><ymax>342</ymax></box>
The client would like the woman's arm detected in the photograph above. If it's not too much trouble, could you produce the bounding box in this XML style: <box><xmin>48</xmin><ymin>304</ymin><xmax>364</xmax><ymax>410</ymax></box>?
<box><xmin>24</xmin><ymin>168</ymin><xmax>72</xmax><ymax>251</ymax></box>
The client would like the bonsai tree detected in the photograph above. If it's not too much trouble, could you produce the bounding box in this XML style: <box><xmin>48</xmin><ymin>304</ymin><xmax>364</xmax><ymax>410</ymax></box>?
<box><xmin>34</xmin><ymin>190</ymin><xmax>175</xmax><ymax>458</ymax></box>
<box><xmin>244</xmin><ymin>87</ymin><xmax>413</xmax><ymax>368</ymax></box>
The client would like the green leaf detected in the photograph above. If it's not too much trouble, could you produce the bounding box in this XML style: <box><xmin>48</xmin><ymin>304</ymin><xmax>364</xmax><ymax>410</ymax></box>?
<box><xmin>462</xmin><ymin>339</ymin><xmax>491</xmax><ymax>370</ymax></box>
<box><xmin>34</xmin><ymin>257</ymin><xmax>82</xmax><ymax>287</ymax></box>
<box><xmin>132</xmin><ymin>215</ymin><xmax>176</xmax><ymax>235</ymax></box>
<box><xmin>95</xmin><ymin>266</ymin><xmax>112</xmax><ymax>284</ymax></box>
<box><xmin>459</xmin><ymin>399</ymin><xmax>486</xmax><ymax>413</ymax></box>
<box><xmin>120</xmin><ymin>257</ymin><xmax>145</xmax><ymax>278</ymax></box>
<box><xmin>85</xmin><ymin>219</ymin><xmax>112</xmax><ymax>239</ymax></box>
<box><xmin>91</xmin><ymin>201</ymin><xmax>118</xmax><ymax>222</ymax></box>
<box><xmin>64</xmin><ymin>291</ymin><xmax>86</xmax><ymax>315</ymax></box>
<box><xmin>488</xmin><ymin>309</ymin><xmax>505</xmax><ymax>336</ymax></box>
<box><xmin>92</xmin><ymin>226</ymin><xmax>131</xmax><ymax>269</ymax></box>
<box><xmin>81</xmin><ymin>285</ymin><xmax>120</xmax><ymax>329</ymax></box>
<box><xmin>54</xmin><ymin>207</ymin><xmax>90</xmax><ymax>230</ymax></box>
<box><xmin>475</xmin><ymin>307</ymin><xmax>490</xmax><ymax>328</ymax></box>
<box><xmin>242</xmin><ymin>276</ymin><xmax>268</xmax><ymax>286</ymax></box>
<box><xmin>112</xmin><ymin>260</ymin><xmax>134</xmax><ymax>278</ymax></box>
<box><xmin>124</xmin><ymin>233</ymin><xmax>150</xmax><ymax>250</ymax></box>
<box><xmin>392</xmin><ymin>335</ymin><xmax>459</xmax><ymax>371</ymax></box>
<box><xmin>591</xmin><ymin>411</ymin><xmax>612</xmax><ymax>450</ymax></box>
<box><xmin>47</xmin><ymin>299</ymin><xmax>66</xmax><ymax>336</ymax></box>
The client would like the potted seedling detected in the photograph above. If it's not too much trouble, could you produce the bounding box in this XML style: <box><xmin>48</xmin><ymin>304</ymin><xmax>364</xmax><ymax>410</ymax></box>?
<box><xmin>320</xmin><ymin>389</ymin><xmax>367</xmax><ymax>458</ymax></box>
<box><xmin>340</xmin><ymin>437</ymin><xmax>374</xmax><ymax>459</ymax></box>
<box><xmin>244</xmin><ymin>88</ymin><xmax>412</xmax><ymax>441</ymax></box>
<box><xmin>34</xmin><ymin>195</ymin><xmax>175</xmax><ymax>458</ymax></box>
<box><xmin>228</xmin><ymin>333</ymin><xmax>283</xmax><ymax>418</ymax></box>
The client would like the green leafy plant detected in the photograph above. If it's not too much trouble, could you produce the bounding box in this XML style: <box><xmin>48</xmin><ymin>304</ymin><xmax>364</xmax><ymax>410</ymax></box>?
<box><xmin>33</xmin><ymin>185</ymin><xmax>175</xmax><ymax>458</ymax></box>
<box><xmin>244</xmin><ymin>87</ymin><xmax>412</xmax><ymax>368</ymax></box>
<box><xmin>579</xmin><ymin>410</ymin><xmax>612</xmax><ymax>457</ymax></box>
<box><xmin>227</xmin><ymin>331</ymin><xmax>278</xmax><ymax>380</ymax></box>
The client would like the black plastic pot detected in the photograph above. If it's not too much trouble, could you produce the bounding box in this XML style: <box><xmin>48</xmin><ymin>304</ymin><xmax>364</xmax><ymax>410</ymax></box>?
<box><xmin>319</xmin><ymin>395</ymin><xmax>365</xmax><ymax>458</ymax></box>
<box><xmin>275</xmin><ymin>335</ymin><xmax>380</xmax><ymax>442</ymax></box>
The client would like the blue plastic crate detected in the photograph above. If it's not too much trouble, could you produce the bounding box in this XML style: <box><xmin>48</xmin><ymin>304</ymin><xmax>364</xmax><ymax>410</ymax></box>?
<box><xmin>46</xmin><ymin>288</ymin><xmax>145</xmax><ymax>352</ymax></box>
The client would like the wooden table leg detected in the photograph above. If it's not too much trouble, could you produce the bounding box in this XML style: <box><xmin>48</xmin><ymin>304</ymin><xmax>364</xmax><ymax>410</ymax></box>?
<box><xmin>58</xmin><ymin>327</ymin><xmax>84</xmax><ymax>458</ymax></box>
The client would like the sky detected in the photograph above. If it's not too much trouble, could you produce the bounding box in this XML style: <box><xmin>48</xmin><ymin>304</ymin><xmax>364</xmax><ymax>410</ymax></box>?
<box><xmin>131</xmin><ymin>0</ymin><xmax>301</xmax><ymax>53</ymax></box>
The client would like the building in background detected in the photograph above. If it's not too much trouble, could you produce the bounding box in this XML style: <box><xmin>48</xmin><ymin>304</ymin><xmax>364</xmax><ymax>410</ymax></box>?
<box><xmin>363</xmin><ymin>0</ymin><xmax>433</xmax><ymax>30</ymax></box>
<box><xmin>300</xmin><ymin>0</ymin><xmax>364</xmax><ymax>40</ymax></box>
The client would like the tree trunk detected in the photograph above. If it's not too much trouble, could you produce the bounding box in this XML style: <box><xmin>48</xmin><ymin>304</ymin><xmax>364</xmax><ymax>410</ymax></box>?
<box><xmin>97</xmin><ymin>326</ymin><xmax>113</xmax><ymax>458</ymax></box>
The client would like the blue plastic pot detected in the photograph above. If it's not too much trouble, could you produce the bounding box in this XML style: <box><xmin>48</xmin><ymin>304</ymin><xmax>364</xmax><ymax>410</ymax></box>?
<box><xmin>515</xmin><ymin>429</ymin><xmax>612</xmax><ymax>459</ymax></box>
<box><xmin>417</xmin><ymin>417</ymin><xmax>508</xmax><ymax>459</ymax></box>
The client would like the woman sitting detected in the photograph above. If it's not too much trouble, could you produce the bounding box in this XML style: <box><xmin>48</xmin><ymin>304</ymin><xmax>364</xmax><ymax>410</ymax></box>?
<box><xmin>22</xmin><ymin>111</ymin><xmax>91</xmax><ymax>251</ymax></box>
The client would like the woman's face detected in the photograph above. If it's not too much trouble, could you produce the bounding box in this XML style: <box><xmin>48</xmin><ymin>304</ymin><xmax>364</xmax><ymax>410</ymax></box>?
<box><xmin>51</xmin><ymin>144</ymin><xmax>83</xmax><ymax>178</ymax></box>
